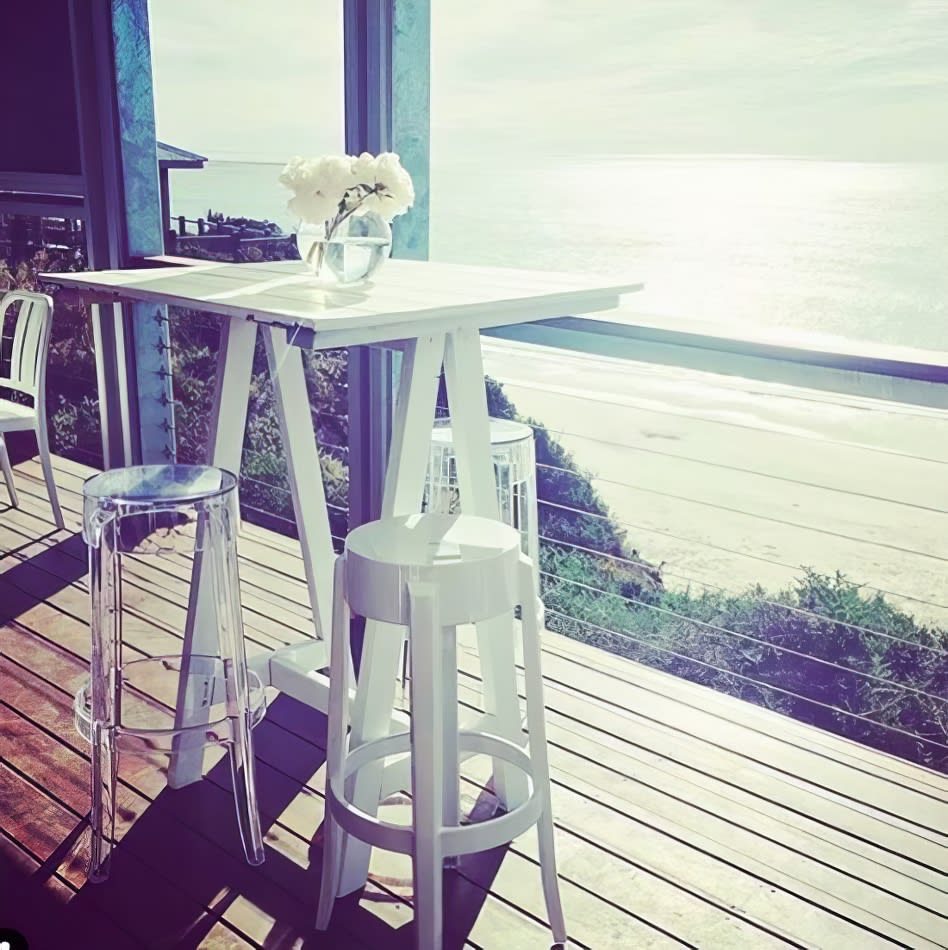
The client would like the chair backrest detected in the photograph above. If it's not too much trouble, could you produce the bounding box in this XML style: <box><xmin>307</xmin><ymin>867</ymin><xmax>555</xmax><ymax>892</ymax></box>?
<box><xmin>0</xmin><ymin>291</ymin><xmax>54</xmax><ymax>400</ymax></box>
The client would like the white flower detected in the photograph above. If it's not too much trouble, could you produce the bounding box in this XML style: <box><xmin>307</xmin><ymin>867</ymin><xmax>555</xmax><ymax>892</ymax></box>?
<box><xmin>286</xmin><ymin>190</ymin><xmax>337</xmax><ymax>228</ymax></box>
<box><xmin>277</xmin><ymin>155</ymin><xmax>310</xmax><ymax>190</ymax></box>
<box><xmin>313</xmin><ymin>155</ymin><xmax>358</xmax><ymax>199</ymax></box>
<box><xmin>351</xmin><ymin>152</ymin><xmax>415</xmax><ymax>222</ymax></box>
<box><xmin>279</xmin><ymin>151</ymin><xmax>414</xmax><ymax>231</ymax></box>
<box><xmin>279</xmin><ymin>154</ymin><xmax>356</xmax><ymax>226</ymax></box>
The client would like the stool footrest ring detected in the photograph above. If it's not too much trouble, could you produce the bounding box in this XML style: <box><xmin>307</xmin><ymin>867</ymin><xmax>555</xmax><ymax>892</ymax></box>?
<box><xmin>74</xmin><ymin>654</ymin><xmax>267</xmax><ymax>751</ymax></box>
<box><xmin>326</xmin><ymin>730</ymin><xmax>543</xmax><ymax>858</ymax></box>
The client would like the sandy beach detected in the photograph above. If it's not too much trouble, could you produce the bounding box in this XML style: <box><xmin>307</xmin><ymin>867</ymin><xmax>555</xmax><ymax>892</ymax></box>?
<box><xmin>482</xmin><ymin>338</ymin><xmax>948</xmax><ymax>628</ymax></box>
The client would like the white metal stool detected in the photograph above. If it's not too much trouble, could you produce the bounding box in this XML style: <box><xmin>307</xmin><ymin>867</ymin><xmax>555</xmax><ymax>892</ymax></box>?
<box><xmin>75</xmin><ymin>464</ymin><xmax>266</xmax><ymax>881</ymax></box>
<box><xmin>316</xmin><ymin>513</ymin><xmax>566</xmax><ymax>949</ymax></box>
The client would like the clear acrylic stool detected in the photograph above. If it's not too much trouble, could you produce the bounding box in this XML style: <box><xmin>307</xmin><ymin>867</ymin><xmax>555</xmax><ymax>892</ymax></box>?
<box><xmin>316</xmin><ymin>513</ymin><xmax>566</xmax><ymax>949</ymax></box>
<box><xmin>426</xmin><ymin>417</ymin><xmax>540</xmax><ymax>576</ymax></box>
<box><xmin>75</xmin><ymin>464</ymin><xmax>266</xmax><ymax>881</ymax></box>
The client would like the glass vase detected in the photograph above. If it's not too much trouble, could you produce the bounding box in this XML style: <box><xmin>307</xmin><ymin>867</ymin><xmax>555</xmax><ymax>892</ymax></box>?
<box><xmin>295</xmin><ymin>211</ymin><xmax>392</xmax><ymax>285</ymax></box>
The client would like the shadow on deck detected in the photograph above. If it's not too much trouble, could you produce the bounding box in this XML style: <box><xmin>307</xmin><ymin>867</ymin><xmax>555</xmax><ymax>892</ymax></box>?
<box><xmin>1</xmin><ymin>455</ymin><xmax>946</xmax><ymax>949</ymax></box>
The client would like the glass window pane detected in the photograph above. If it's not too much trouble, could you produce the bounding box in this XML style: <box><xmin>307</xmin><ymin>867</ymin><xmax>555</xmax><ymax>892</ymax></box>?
<box><xmin>149</xmin><ymin>0</ymin><xmax>345</xmax><ymax>255</ymax></box>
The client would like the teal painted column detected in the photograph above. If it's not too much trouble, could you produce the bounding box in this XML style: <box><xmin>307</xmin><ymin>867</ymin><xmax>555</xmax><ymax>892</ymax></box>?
<box><xmin>344</xmin><ymin>0</ymin><xmax>431</xmax><ymax>526</ymax></box>
<box><xmin>390</xmin><ymin>0</ymin><xmax>430</xmax><ymax>406</ymax></box>
<box><xmin>392</xmin><ymin>0</ymin><xmax>430</xmax><ymax>261</ymax></box>
<box><xmin>112</xmin><ymin>0</ymin><xmax>176</xmax><ymax>462</ymax></box>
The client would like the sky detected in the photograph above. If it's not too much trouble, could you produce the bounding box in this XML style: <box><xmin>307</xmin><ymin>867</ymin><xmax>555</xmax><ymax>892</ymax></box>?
<box><xmin>149</xmin><ymin>0</ymin><xmax>948</xmax><ymax>163</ymax></box>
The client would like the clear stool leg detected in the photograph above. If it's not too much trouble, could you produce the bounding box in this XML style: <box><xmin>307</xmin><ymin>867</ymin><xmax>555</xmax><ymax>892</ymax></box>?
<box><xmin>88</xmin><ymin>510</ymin><xmax>120</xmax><ymax>882</ymax></box>
<box><xmin>208</xmin><ymin>499</ymin><xmax>265</xmax><ymax>866</ymax></box>
<box><xmin>519</xmin><ymin>557</ymin><xmax>567</xmax><ymax>945</ymax></box>
<box><xmin>89</xmin><ymin>720</ymin><xmax>117</xmax><ymax>882</ymax></box>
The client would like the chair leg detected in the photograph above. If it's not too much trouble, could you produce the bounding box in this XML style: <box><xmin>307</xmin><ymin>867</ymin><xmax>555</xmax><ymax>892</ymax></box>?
<box><xmin>89</xmin><ymin>720</ymin><xmax>117</xmax><ymax>882</ymax></box>
<box><xmin>407</xmin><ymin>580</ymin><xmax>444</xmax><ymax>950</ymax></box>
<box><xmin>316</xmin><ymin>556</ymin><xmax>351</xmax><ymax>930</ymax></box>
<box><xmin>441</xmin><ymin>624</ymin><xmax>460</xmax><ymax>869</ymax></box>
<box><xmin>209</xmin><ymin>502</ymin><xmax>264</xmax><ymax>866</ymax></box>
<box><xmin>88</xmin><ymin>527</ymin><xmax>120</xmax><ymax>883</ymax></box>
<box><xmin>519</xmin><ymin>558</ymin><xmax>568</xmax><ymax>945</ymax></box>
<box><xmin>227</xmin><ymin>710</ymin><xmax>265</xmax><ymax>866</ymax></box>
<box><xmin>0</xmin><ymin>433</ymin><xmax>17</xmax><ymax>508</ymax></box>
<box><xmin>35</xmin><ymin>422</ymin><xmax>64</xmax><ymax>529</ymax></box>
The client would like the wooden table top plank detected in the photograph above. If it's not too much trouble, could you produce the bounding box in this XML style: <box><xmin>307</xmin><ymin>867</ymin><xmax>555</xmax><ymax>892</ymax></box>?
<box><xmin>45</xmin><ymin>258</ymin><xmax>643</xmax><ymax>349</ymax></box>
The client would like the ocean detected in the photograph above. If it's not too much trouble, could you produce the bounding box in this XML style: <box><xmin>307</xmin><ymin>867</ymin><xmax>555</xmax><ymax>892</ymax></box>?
<box><xmin>167</xmin><ymin>154</ymin><xmax>948</xmax><ymax>352</ymax></box>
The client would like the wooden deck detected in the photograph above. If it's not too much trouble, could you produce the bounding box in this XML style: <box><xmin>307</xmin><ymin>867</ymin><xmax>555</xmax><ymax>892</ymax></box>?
<box><xmin>1</xmin><ymin>454</ymin><xmax>946</xmax><ymax>949</ymax></box>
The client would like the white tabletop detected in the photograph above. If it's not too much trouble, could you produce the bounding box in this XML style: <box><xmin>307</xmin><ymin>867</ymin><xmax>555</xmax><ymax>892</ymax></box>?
<box><xmin>45</xmin><ymin>258</ymin><xmax>642</xmax><ymax>350</ymax></box>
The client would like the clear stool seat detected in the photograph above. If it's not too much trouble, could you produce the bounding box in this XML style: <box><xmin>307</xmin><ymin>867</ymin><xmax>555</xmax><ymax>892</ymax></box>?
<box><xmin>78</xmin><ymin>464</ymin><xmax>265</xmax><ymax>881</ymax></box>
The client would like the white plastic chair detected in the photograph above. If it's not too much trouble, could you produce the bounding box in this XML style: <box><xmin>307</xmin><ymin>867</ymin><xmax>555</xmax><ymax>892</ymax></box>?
<box><xmin>0</xmin><ymin>290</ymin><xmax>65</xmax><ymax>529</ymax></box>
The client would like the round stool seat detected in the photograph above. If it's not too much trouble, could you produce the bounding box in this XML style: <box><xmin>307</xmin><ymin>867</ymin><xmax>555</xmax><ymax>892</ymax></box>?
<box><xmin>82</xmin><ymin>465</ymin><xmax>240</xmax><ymax>556</ymax></box>
<box><xmin>344</xmin><ymin>513</ymin><xmax>522</xmax><ymax>626</ymax></box>
<box><xmin>82</xmin><ymin>463</ymin><xmax>236</xmax><ymax>506</ymax></box>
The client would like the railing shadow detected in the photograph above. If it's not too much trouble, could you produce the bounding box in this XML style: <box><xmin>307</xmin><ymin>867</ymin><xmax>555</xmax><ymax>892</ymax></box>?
<box><xmin>8</xmin><ymin>693</ymin><xmax>501</xmax><ymax>948</ymax></box>
<box><xmin>0</xmin><ymin>513</ymin><xmax>504</xmax><ymax>946</ymax></box>
<box><xmin>0</xmin><ymin>533</ymin><xmax>87</xmax><ymax>626</ymax></box>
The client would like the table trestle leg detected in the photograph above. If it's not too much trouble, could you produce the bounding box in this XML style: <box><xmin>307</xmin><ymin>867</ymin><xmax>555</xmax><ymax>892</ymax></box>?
<box><xmin>169</xmin><ymin>318</ymin><xmax>257</xmax><ymax>788</ymax></box>
<box><xmin>443</xmin><ymin>328</ymin><xmax>528</xmax><ymax>808</ymax></box>
<box><xmin>337</xmin><ymin>333</ymin><xmax>446</xmax><ymax>896</ymax></box>
<box><xmin>262</xmin><ymin>328</ymin><xmax>336</xmax><ymax>645</ymax></box>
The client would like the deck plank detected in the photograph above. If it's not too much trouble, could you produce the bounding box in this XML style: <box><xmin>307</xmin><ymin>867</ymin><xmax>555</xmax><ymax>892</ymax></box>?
<box><xmin>0</xmin><ymin>602</ymin><xmax>555</xmax><ymax>948</ymax></box>
<box><xmin>2</xmin><ymin>454</ymin><xmax>947</xmax><ymax>949</ymax></box>
<box><xmin>450</xmin><ymin>680</ymin><xmax>947</xmax><ymax>949</ymax></box>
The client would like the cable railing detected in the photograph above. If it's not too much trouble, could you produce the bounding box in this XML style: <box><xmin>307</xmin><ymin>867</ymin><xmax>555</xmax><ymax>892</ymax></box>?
<box><xmin>543</xmin><ymin>606</ymin><xmax>948</xmax><ymax>762</ymax></box>
<box><xmin>478</xmin><ymin>326</ymin><xmax>948</xmax><ymax>773</ymax></box>
<box><xmin>538</xmin><ymin>529</ymin><xmax>948</xmax><ymax>640</ymax></box>
<box><xmin>536</xmin><ymin>496</ymin><xmax>948</xmax><ymax>615</ymax></box>
<box><xmin>538</xmin><ymin>568</ymin><xmax>948</xmax><ymax>705</ymax></box>
<box><xmin>536</xmin><ymin>459</ymin><xmax>948</xmax><ymax>523</ymax></box>
<box><xmin>161</xmin><ymin>308</ymin><xmax>948</xmax><ymax>768</ymax></box>
<box><xmin>27</xmin><ymin>224</ymin><xmax>940</xmax><ymax>776</ymax></box>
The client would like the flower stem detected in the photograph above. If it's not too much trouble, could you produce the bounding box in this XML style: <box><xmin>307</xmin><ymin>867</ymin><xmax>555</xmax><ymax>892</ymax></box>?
<box><xmin>326</xmin><ymin>183</ymin><xmax>388</xmax><ymax>239</ymax></box>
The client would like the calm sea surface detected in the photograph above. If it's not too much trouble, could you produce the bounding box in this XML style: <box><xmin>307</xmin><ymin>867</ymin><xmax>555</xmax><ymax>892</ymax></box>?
<box><xmin>168</xmin><ymin>155</ymin><xmax>948</xmax><ymax>351</ymax></box>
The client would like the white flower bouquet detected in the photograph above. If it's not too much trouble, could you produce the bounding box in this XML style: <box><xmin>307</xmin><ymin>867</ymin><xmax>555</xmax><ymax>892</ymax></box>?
<box><xmin>279</xmin><ymin>152</ymin><xmax>413</xmax><ymax>281</ymax></box>
<box><xmin>279</xmin><ymin>151</ymin><xmax>414</xmax><ymax>235</ymax></box>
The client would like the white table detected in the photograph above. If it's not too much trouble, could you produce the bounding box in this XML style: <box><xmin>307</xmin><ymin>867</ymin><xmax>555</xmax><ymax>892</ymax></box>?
<box><xmin>49</xmin><ymin>257</ymin><xmax>641</xmax><ymax>894</ymax></box>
